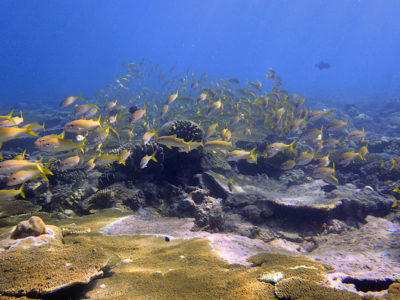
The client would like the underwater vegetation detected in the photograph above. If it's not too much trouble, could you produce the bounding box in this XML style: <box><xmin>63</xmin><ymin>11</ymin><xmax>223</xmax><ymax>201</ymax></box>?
<box><xmin>0</xmin><ymin>60</ymin><xmax>400</xmax><ymax>299</ymax></box>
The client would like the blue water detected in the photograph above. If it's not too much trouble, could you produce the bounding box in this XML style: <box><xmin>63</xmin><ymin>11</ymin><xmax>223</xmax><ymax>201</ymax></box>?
<box><xmin>0</xmin><ymin>0</ymin><xmax>399</xmax><ymax>107</ymax></box>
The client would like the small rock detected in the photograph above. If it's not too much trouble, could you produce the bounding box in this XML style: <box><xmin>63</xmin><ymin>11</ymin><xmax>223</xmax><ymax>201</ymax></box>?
<box><xmin>10</xmin><ymin>216</ymin><xmax>46</xmax><ymax>239</ymax></box>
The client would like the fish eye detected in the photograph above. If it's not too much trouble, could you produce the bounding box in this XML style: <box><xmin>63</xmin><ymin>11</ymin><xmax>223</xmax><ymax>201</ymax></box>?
<box><xmin>12</xmin><ymin>177</ymin><xmax>16</xmax><ymax>180</ymax></box>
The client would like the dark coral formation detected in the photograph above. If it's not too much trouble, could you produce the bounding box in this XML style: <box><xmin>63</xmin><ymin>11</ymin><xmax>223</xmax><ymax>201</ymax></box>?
<box><xmin>158</xmin><ymin>120</ymin><xmax>204</xmax><ymax>142</ymax></box>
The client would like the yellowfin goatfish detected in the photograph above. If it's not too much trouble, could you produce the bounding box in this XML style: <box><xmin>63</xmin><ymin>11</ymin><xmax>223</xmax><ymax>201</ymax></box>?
<box><xmin>64</xmin><ymin>115</ymin><xmax>102</xmax><ymax>133</ymax></box>
<box><xmin>60</xmin><ymin>155</ymin><xmax>81</xmax><ymax>170</ymax></box>
<box><xmin>60</xmin><ymin>93</ymin><xmax>83</xmax><ymax>108</ymax></box>
<box><xmin>157</xmin><ymin>135</ymin><xmax>188</xmax><ymax>149</ymax></box>
<box><xmin>177</xmin><ymin>141</ymin><xmax>203</xmax><ymax>153</ymax></box>
<box><xmin>160</xmin><ymin>105</ymin><xmax>169</xmax><ymax>119</ymax></box>
<box><xmin>348</xmin><ymin>128</ymin><xmax>365</xmax><ymax>142</ymax></box>
<box><xmin>84</xmin><ymin>106</ymin><xmax>99</xmax><ymax>118</ymax></box>
<box><xmin>307</xmin><ymin>109</ymin><xmax>333</xmax><ymax>122</ymax></box>
<box><xmin>207</xmin><ymin>99</ymin><xmax>223</xmax><ymax>115</ymax></box>
<box><xmin>0</xmin><ymin>109</ymin><xmax>15</xmax><ymax>123</ymax></box>
<box><xmin>74</xmin><ymin>104</ymin><xmax>97</xmax><ymax>117</ymax></box>
<box><xmin>84</xmin><ymin>157</ymin><xmax>96</xmax><ymax>172</ymax></box>
<box><xmin>299</xmin><ymin>127</ymin><xmax>323</xmax><ymax>142</ymax></box>
<box><xmin>267</xmin><ymin>141</ymin><xmax>296</xmax><ymax>158</ymax></box>
<box><xmin>0</xmin><ymin>157</ymin><xmax>45</xmax><ymax>174</ymax></box>
<box><xmin>143</xmin><ymin>129</ymin><xmax>158</xmax><ymax>145</ymax></box>
<box><xmin>94</xmin><ymin>152</ymin><xmax>128</xmax><ymax>166</ymax></box>
<box><xmin>326</xmin><ymin>120</ymin><xmax>348</xmax><ymax>132</ymax></box>
<box><xmin>274</xmin><ymin>108</ymin><xmax>286</xmax><ymax>125</ymax></box>
<box><xmin>230</xmin><ymin>114</ymin><xmax>244</xmax><ymax>126</ymax></box>
<box><xmin>281</xmin><ymin>160</ymin><xmax>296</xmax><ymax>170</ymax></box>
<box><xmin>108</xmin><ymin>114</ymin><xmax>118</xmax><ymax>124</ymax></box>
<box><xmin>296</xmin><ymin>150</ymin><xmax>315</xmax><ymax>166</ymax></box>
<box><xmin>312</xmin><ymin>165</ymin><xmax>335</xmax><ymax>179</ymax></box>
<box><xmin>0</xmin><ymin>183</ymin><xmax>25</xmax><ymax>201</ymax></box>
<box><xmin>226</xmin><ymin>147</ymin><xmax>257</xmax><ymax>163</ymax></box>
<box><xmin>0</xmin><ymin>112</ymin><xmax>23</xmax><ymax>127</ymax></box>
<box><xmin>337</xmin><ymin>151</ymin><xmax>363</xmax><ymax>167</ymax></box>
<box><xmin>0</xmin><ymin>124</ymin><xmax>38</xmax><ymax>148</ymax></box>
<box><xmin>7</xmin><ymin>162</ymin><xmax>53</xmax><ymax>186</ymax></box>
<box><xmin>318</xmin><ymin>154</ymin><xmax>330</xmax><ymax>167</ymax></box>
<box><xmin>290</xmin><ymin>118</ymin><xmax>307</xmax><ymax>133</ymax></box>
<box><xmin>22</xmin><ymin>122</ymin><xmax>45</xmax><ymax>133</ymax></box>
<box><xmin>205</xmin><ymin>123</ymin><xmax>218</xmax><ymax>139</ymax></box>
<box><xmin>35</xmin><ymin>136</ymin><xmax>85</xmax><ymax>153</ymax></box>
<box><xmin>221</xmin><ymin>128</ymin><xmax>232</xmax><ymax>141</ymax></box>
<box><xmin>204</xmin><ymin>139</ymin><xmax>233</xmax><ymax>150</ymax></box>
<box><xmin>322</xmin><ymin>137</ymin><xmax>342</xmax><ymax>149</ymax></box>
<box><xmin>130</xmin><ymin>106</ymin><xmax>146</xmax><ymax>124</ymax></box>
<box><xmin>197</xmin><ymin>92</ymin><xmax>207</xmax><ymax>103</ymax></box>
<box><xmin>103</xmin><ymin>99</ymin><xmax>118</xmax><ymax>112</ymax></box>
<box><xmin>166</xmin><ymin>90</ymin><xmax>179</xmax><ymax>105</ymax></box>
<box><xmin>140</xmin><ymin>151</ymin><xmax>158</xmax><ymax>168</ymax></box>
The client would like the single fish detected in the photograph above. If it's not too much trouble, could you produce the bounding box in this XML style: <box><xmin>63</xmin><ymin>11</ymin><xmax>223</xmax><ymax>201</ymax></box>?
<box><xmin>60</xmin><ymin>93</ymin><xmax>83</xmax><ymax>108</ymax></box>
<box><xmin>296</xmin><ymin>150</ymin><xmax>315</xmax><ymax>166</ymax></box>
<box><xmin>103</xmin><ymin>99</ymin><xmax>118</xmax><ymax>112</ymax></box>
<box><xmin>60</xmin><ymin>155</ymin><xmax>81</xmax><ymax>170</ymax></box>
<box><xmin>204</xmin><ymin>139</ymin><xmax>233</xmax><ymax>150</ymax></box>
<box><xmin>337</xmin><ymin>151</ymin><xmax>363</xmax><ymax>167</ymax></box>
<box><xmin>348</xmin><ymin>128</ymin><xmax>365</xmax><ymax>142</ymax></box>
<box><xmin>64</xmin><ymin>115</ymin><xmax>102</xmax><ymax>133</ymax></box>
<box><xmin>130</xmin><ymin>106</ymin><xmax>146</xmax><ymax>124</ymax></box>
<box><xmin>326</xmin><ymin>120</ymin><xmax>348</xmax><ymax>132</ymax></box>
<box><xmin>267</xmin><ymin>141</ymin><xmax>296</xmax><ymax>158</ymax></box>
<box><xmin>0</xmin><ymin>183</ymin><xmax>25</xmax><ymax>201</ymax></box>
<box><xmin>166</xmin><ymin>90</ymin><xmax>179</xmax><ymax>105</ymax></box>
<box><xmin>0</xmin><ymin>157</ymin><xmax>45</xmax><ymax>174</ymax></box>
<box><xmin>140</xmin><ymin>150</ymin><xmax>158</xmax><ymax>168</ymax></box>
<box><xmin>0</xmin><ymin>124</ymin><xmax>38</xmax><ymax>148</ymax></box>
<box><xmin>205</xmin><ymin>123</ymin><xmax>218</xmax><ymax>140</ymax></box>
<box><xmin>281</xmin><ymin>160</ymin><xmax>296</xmax><ymax>170</ymax></box>
<box><xmin>226</xmin><ymin>147</ymin><xmax>257</xmax><ymax>163</ymax></box>
<box><xmin>312</xmin><ymin>165</ymin><xmax>335</xmax><ymax>179</ymax></box>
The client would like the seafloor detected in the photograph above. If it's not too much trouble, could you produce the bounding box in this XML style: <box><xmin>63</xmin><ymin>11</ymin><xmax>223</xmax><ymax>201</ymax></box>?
<box><xmin>1</xmin><ymin>92</ymin><xmax>400</xmax><ymax>299</ymax></box>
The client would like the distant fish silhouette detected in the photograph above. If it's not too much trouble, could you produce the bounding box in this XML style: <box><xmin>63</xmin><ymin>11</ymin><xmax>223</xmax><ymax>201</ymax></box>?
<box><xmin>315</xmin><ymin>61</ymin><xmax>330</xmax><ymax>70</ymax></box>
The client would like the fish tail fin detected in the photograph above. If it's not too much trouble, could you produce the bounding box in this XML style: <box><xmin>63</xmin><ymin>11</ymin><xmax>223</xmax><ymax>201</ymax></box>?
<box><xmin>249</xmin><ymin>147</ymin><xmax>257</xmax><ymax>163</ymax></box>
<box><xmin>312</xmin><ymin>149</ymin><xmax>317</xmax><ymax>160</ymax></box>
<box><xmin>36</xmin><ymin>157</ymin><xmax>45</xmax><ymax>174</ymax></box>
<box><xmin>40</xmin><ymin>173</ymin><xmax>49</xmax><ymax>182</ymax></box>
<box><xmin>42</xmin><ymin>160</ymin><xmax>54</xmax><ymax>175</ymax></box>
<box><xmin>77</xmin><ymin>92</ymin><xmax>84</xmax><ymax>100</ymax></box>
<box><xmin>6</xmin><ymin>109</ymin><xmax>14</xmax><ymax>123</ymax></box>
<box><xmin>390</xmin><ymin>157</ymin><xmax>396</xmax><ymax>171</ymax></box>
<box><xmin>24</xmin><ymin>124</ymin><xmax>38</xmax><ymax>137</ymax></box>
<box><xmin>151</xmin><ymin>150</ymin><xmax>158</xmax><ymax>162</ymax></box>
<box><xmin>96</xmin><ymin>114</ymin><xmax>102</xmax><ymax>127</ymax></box>
<box><xmin>327</xmin><ymin>109</ymin><xmax>333</xmax><ymax>119</ymax></box>
<box><xmin>58</xmin><ymin>131</ymin><xmax>65</xmax><ymax>139</ymax></box>
<box><xmin>118</xmin><ymin>155</ymin><xmax>126</xmax><ymax>165</ymax></box>
<box><xmin>78</xmin><ymin>140</ymin><xmax>86</xmax><ymax>153</ymax></box>
<box><xmin>0</xmin><ymin>142</ymin><xmax>3</xmax><ymax>149</ymax></box>
<box><xmin>19</xmin><ymin>183</ymin><xmax>26</xmax><ymax>199</ymax></box>
<box><xmin>110</xmin><ymin>126</ymin><xmax>120</xmax><ymax>141</ymax></box>
<box><xmin>289</xmin><ymin>141</ymin><xmax>296</xmax><ymax>154</ymax></box>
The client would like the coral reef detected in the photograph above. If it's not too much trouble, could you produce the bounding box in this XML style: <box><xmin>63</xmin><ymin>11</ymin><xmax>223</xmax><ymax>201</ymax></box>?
<box><xmin>274</xmin><ymin>277</ymin><xmax>362</xmax><ymax>300</ymax></box>
<box><xmin>0</xmin><ymin>216</ymin><xmax>63</xmax><ymax>250</ymax></box>
<box><xmin>0</xmin><ymin>216</ymin><xmax>109</xmax><ymax>298</ymax></box>
<box><xmin>158</xmin><ymin>119</ymin><xmax>204</xmax><ymax>142</ymax></box>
